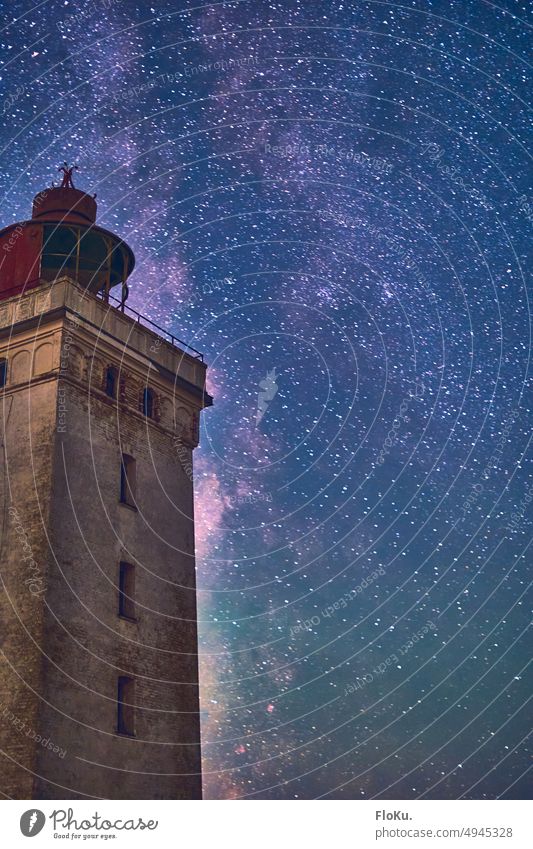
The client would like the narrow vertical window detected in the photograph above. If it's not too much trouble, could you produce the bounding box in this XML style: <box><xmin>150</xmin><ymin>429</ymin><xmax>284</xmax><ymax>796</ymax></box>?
<box><xmin>105</xmin><ymin>365</ymin><xmax>117</xmax><ymax>398</ymax></box>
<box><xmin>118</xmin><ymin>562</ymin><xmax>136</xmax><ymax>620</ymax></box>
<box><xmin>117</xmin><ymin>676</ymin><xmax>135</xmax><ymax>735</ymax></box>
<box><xmin>141</xmin><ymin>387</ymin><xmax>154</xmax><ymax>418</ymax></box>
<box><xmin>0</xmin><ymin>359</ymin><xmax>7</xmax><ymax>388</ymax></box>
<box><xmin>120</xmin><ymin>453</ymin><xmax>136</xmax><ymax>507</ymax></box>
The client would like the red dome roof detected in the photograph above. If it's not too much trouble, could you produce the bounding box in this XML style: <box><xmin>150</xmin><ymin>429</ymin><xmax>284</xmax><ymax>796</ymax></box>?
<box><xmin>32</xmin><ymin>186</ymin><xmax>97</xmax><ymax>225</ymax></box>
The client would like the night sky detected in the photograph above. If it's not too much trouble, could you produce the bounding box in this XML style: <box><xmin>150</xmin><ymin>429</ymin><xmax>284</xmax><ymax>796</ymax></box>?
<box><xmin>0</xmin><ymin>0</ymin><xmax>531</xmax><ymax>799</ymax></box>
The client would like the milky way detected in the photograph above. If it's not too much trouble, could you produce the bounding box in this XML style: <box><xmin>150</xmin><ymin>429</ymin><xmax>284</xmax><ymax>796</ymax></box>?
<box><xmin>0</xmin><ymin>0</ymin><xmax>531</xmax><ymax>799</ymax></box>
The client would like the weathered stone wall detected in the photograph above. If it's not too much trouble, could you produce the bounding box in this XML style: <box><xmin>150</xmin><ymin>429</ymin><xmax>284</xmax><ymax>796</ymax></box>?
<box><xmin>0</xmin><ymin>336</ymin><xmax>60</xmax><ymax>797</ymax></box>
<box><xmin>0</xmin><ymin>281</ymin><xmax>206</xmax><ymax>799</ymax></box>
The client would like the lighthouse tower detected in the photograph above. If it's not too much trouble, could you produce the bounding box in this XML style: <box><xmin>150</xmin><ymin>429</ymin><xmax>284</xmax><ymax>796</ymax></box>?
<box><xmin>0</xmin><ymin>173</ymin><xmax>211</xmax><ymax>799</ymax></box>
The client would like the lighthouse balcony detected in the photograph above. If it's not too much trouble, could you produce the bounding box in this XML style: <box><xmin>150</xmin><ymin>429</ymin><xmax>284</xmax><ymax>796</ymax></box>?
<box><xmin>0</xmin><ymin>276</ymin><xmax>210</xmax><ymax>401</ymax></box>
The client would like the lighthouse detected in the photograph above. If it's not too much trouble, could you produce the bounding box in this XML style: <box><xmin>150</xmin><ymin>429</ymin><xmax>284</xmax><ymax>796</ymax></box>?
<box><xmin>0</xmin><ymin>172</ymin><xmax>211</xmax><ymax>799</ymax></box>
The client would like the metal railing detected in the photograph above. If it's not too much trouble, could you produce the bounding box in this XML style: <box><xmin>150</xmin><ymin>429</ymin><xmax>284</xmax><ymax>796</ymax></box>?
<box><xmin>97</xmin><ymin>290</ymin><xmax>204</xmax><ymax>361</ymax></box>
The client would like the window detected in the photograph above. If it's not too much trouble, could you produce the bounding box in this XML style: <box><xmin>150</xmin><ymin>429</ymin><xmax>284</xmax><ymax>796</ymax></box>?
<box><xmin>119</xmin><ymin>453</ymin><xmax>136</xmax><ymax>508</ymax></box>
<box><xmin>118</xmin><ymin>562</ymin><xmax>136</xmax><ymax>620</ymax></box>
<box><xmin>141</xmin><ymin>387</ymin><xmax>154</xmax><ymax>418</ymax></box>
<box><xmin>105</xmin><ymin>366</ymin><xmax>117</xmax><ymax>398</ymax></box>
<box><xmin>41</xmin><ymin>224</ymin><xmax>78</xmax><ymax>277</ymax></box>
<box><xmin>117</xmin><ymin>676</ymin><xmax>135</xmax><ymax>736</ymax></box>
<box><xmin>41</xmin><ymin>224</ymin><xmax>131</xmax><ymax>293</ymax></box>
<box><xmin>0</xmin><ymin>359</ymin><xmax>6</xmax><ymax>388</ymax></box>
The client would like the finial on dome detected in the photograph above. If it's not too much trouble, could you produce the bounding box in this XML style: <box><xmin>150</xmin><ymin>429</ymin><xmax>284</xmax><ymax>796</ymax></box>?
<box><xmin>58</xmin><ymin>161</ymin><xmax>79</xmax><ymax>189</ymax></box>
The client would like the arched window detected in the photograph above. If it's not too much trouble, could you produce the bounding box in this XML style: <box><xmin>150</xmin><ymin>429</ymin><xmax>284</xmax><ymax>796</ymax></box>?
<box><xmin>0</xmin><ymin>359</ymin><xmax>7</xmax><ymax>388</ymax></box>
<box><xmin>105</xmin><ymin>365</ymin><xmax>118</xmax><ymax>398</ymax></box>
<box><xmin>141</xmin><ymin>387</ymin><xmax>154</xmax><ymax>418</ymax></box>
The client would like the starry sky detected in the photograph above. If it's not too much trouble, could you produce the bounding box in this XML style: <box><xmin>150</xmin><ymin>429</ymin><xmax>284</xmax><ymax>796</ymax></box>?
<box><xmin>0</xmin><ymin>0</ymin><xmax>531</xmax><ymax>799</ymax></box>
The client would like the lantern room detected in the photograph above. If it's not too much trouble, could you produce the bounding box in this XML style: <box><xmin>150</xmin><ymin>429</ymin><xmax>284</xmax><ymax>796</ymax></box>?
<box><xmin>0</xmin><ymin>183</ymin><xmax>135</xmax><ymax>301</ymax></box>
